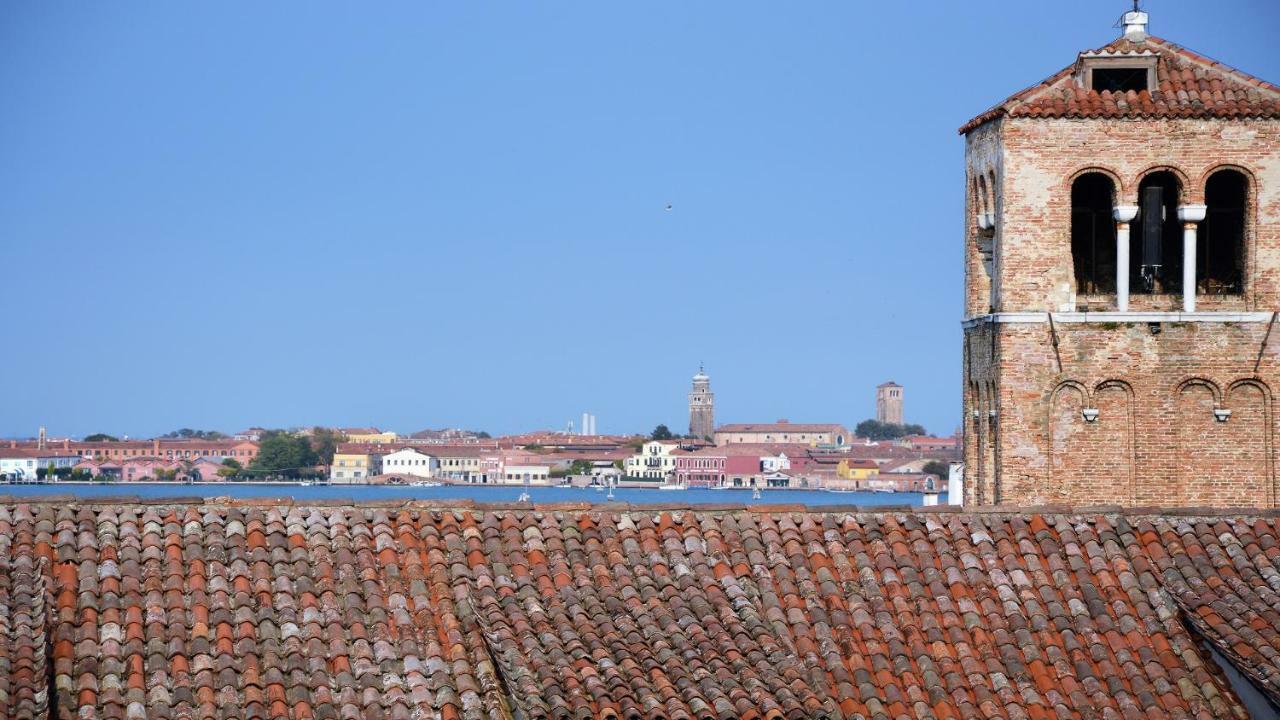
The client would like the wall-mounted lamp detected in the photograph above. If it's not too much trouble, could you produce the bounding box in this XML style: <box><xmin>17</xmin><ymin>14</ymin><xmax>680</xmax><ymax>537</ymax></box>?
<box><xmin>1081</xmin><ymin>408</ymin><xmax>1100</xmax><ymax>423</ymax></box>
<box><xmin>1213</xmin><ymin>408</ymin><xmax>1232</xmax><ymax>423</ymax></box>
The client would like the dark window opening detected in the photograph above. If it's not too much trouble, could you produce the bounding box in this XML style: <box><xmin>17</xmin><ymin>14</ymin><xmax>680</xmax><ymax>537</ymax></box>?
<box><xmin>1071</xmin><ymin>173</ymin><xmax>1117</xmax><ymax>294</ymax></box>
<box><xmin>1199</xmin><ymin>170</ymin><xmax>1246</xmax><ymax>295</ymax></box>
<box><xmin>1132</xmin><ymin>172</ymin><xmax>1182</xmax><ymax>294</ymax></box>
<box><xmin>1092</xmin><ymin>67</ymin><xmax>1149</xmax><ymax>94</ymax></box>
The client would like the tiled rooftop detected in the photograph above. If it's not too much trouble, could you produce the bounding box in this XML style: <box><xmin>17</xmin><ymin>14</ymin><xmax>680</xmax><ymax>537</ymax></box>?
<box><xmin>960</xmin><ymin>36</ymin><xmax>1280</xmax><ymax>134</ymax></box>
<box><xmin>1</xmin><ymin>499</ymin><xmax>1277</xmax><ymax>719</ymax></box>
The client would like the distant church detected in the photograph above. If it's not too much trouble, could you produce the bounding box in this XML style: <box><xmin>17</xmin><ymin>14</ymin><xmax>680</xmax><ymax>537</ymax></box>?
<box><xmin>688</xmin><ymin>366</ymin><xmax>714</xmax><ymax>439</ymax></box>
<box><xmin>960</xmin><ymin>9</ymin><xmax>1280</xmax><ymax>507</ymax></box>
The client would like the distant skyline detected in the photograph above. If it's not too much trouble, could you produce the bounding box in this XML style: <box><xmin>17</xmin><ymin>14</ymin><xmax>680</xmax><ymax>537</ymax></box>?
<box><xmin>3</xmin><ymin>1</ymin><xmax>1278</xmax><ymax>440</ymax></box>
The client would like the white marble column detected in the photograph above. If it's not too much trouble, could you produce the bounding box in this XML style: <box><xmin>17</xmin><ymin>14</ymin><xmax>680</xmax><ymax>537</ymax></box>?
<box><xmin>1177</xmin><ymin>204</ymin><xmax>1207</xmax><ymax>313</ymax></box>
<box><xmin>1114</xmin><ymin>205</ymin><xmax>1139</xmax><ymax>312</ymax></box>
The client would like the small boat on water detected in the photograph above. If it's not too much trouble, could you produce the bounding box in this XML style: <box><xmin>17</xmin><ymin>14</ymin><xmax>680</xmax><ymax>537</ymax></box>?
<box><xmin>299</xmin><ymin>481</ymin><xmax>313</xmax><ymax>487</ymax></box>
<box><xmin>657</xmin><ymin>484</ymin><xmax>686</xmax><ymax>491</ymax></box>
<box><xmin>409</xmin><ymin>480</ymin><xmax>441</xmax><ymax>487</ymax></box>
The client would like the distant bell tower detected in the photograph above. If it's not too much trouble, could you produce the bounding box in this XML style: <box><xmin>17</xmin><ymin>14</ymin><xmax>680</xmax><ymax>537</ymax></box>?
<box><xmin>688</xmin><ymin>365</ymin><xmax>715</xmax><ymax>439</ymax></box>
<box><xmin>876</xmin><ymin>382</ymin><xmax>904</xmax><ymax>425</ymax></box>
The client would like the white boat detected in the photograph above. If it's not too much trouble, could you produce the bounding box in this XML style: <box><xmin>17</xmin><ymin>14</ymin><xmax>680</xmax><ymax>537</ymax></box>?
<box><xmin>299</xmin><ymin>481</ymin><xmax>313</xmax><ymax>487</ymax></box>
<box><xmin>657</xmin><ymin>484</ymin><xmax>686</xmax><ymax>491</ymax></box>
<box><xmin>410</xmin><ymin>480</ymin><xmax>441</xmax><ymax>487</ymax></box>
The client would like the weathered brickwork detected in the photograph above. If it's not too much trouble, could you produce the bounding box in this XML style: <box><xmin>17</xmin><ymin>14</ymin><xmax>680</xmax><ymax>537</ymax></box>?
<box><xmin>964</xmin><ymin>321</ymin><xmax>1279</xmax><ymax>507</ymax></box>
<box><xmin>961</xmin><ymin>31</ymin><xmax>1280</xmax><ymax>508</ymax></box>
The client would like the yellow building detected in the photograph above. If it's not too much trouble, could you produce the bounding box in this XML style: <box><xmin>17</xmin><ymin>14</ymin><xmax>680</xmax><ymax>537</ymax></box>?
<box><xmin>341</xmin><ymin>428</ymin><xmax>399</xmax><ymax>444</ymax></box>
<box><xmin>330</xmin><ymin>443</ymin><xmax>385</xmax><ymax>483</ymax></box>
<box><xmin>624</xmin><ymin>441</ymin><xmax>682</xmax><ymax>480</ymax></box>
<box><xmin>837</xmin><ymin>459</ymin><xmax>880</xmax><ymax>481</ymax></box>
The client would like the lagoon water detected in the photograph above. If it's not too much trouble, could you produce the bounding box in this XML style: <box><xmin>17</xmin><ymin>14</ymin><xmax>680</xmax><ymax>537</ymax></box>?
<box><xmin>1</xmin><ymin>482</ymin><xmax>937</xmax><ymax>507</ymax></box>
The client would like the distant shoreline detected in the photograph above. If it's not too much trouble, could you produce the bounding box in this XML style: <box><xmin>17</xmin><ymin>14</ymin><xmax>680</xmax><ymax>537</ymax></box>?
<box><xmin>5</xmin><ymin>480</ymin><xmax>926</xmax><ymax>493</ymax></box>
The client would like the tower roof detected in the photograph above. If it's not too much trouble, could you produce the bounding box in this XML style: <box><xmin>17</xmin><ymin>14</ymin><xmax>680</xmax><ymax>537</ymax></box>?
<box><xmin>959</xmin><ymin>34</ymin><xmax>1280</xmax><ymax>134</ymax></box>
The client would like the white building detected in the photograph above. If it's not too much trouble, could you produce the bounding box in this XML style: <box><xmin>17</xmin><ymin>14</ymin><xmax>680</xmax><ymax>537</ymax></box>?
<box><xmin>624</xmin><ymin>441</ymin><xmax>681</xmax><ymax>480</ymax></box>
<box><xmin>0</xmin><ymin>449</ymin><xmax>82</xmax><ymax>481</ymax></box>
<box><xmin>380</xmin><ymin>448</ymin><xmax>438</xmax><ymax>479</ymax></box>
<box><xmin>501</xmin><ymin>464</ymin><xmax>552</xmax><ymax>485</ymax></box>
<box><xmin>761</xmin><ymin>452</ymin><xmax>791</xmax><ymax>473</ymax></box>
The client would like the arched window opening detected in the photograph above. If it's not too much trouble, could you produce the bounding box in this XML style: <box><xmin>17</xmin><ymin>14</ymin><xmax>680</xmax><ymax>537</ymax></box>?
<box><xmin>1070</xmin><ymin>173</ymin><xmax>1116</xmax><ymax>294</ymax></box>
<box><xmin>1199</xmin><ymin>170</ymin><xmax>1246</xmax><ymax>295</ymax></box>
<box><xmin>1132</xmin><ymin>171</ymin><xmax>1182</xmax><ymax>294</ymax></box>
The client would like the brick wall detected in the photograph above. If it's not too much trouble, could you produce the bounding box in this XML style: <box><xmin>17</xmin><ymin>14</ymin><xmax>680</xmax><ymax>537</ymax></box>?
<box><xmin>962</xmin><ymin>116</ymin><xmax>1280</xmax><ymax>508</ymax></box>
<box><xmin>964</xmin><ymin>319</ymin><xmax>1279</xmax><ymax>507</ymax></box>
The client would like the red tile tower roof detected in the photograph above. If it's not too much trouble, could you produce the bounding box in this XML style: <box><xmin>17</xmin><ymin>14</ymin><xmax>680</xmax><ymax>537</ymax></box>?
<box><xmin>960</xmin><ymin>35</ymin><xmax>1280</xmax><ymax>134</ymax></box>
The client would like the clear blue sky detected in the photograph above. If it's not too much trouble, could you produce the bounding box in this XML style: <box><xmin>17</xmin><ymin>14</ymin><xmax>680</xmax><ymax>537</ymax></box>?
<box><xmin>3</xmin><ymin>1</ymin><xmax>1278</xmax><ymax>440</ymax></box>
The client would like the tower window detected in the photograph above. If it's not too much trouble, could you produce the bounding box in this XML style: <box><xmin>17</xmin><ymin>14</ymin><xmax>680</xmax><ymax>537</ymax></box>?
<box><xmin>1132</xmin><ymin>172</ymin><xmax>1183</xmax><ymax>294</ymax></box>
<box><xmin>1199</xmin><ymin>170</ymin><xmax>1246</xmax><ymax>295</ymax></box>
<box><xmin>1091</xmin><ymin>67</ymin><xmax>1150</xmax><ymax>93</ymax></box>
<box><xmin>1071</xmin><ymin>173</ymin><xmax>1117</xmax><ymax>294</ymax></box>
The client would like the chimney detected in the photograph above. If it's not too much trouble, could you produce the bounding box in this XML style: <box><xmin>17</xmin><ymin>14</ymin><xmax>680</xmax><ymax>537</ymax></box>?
<box><xmin>1121</xmin><ymin>10</ymin><xmax>1149</xmax><ymax>41</ymax></box>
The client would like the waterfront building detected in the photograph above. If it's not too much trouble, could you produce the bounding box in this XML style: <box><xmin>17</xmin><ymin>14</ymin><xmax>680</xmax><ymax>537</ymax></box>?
<box><xmin>330</xmin><ymin>443</ymin><xmax>386</xmax><ymax>483</ymax></box>
<box><xmin>837</xmin><ymin>458</ymin><xmax>880</xmax><ymax>482</ymax></box>
<box><xmin>623</xmin><ymin>440</ymin><xmax>682</xmax><ymax>481</ymax></box>
<box><xmin>714</xmin><ymin>421</ymin><xmax>849</xmax><ymax>447</ymax></box>
<box><xmin>0</xmin><ymin>448</ymin><xmax>81</xmax><ymax>481</ymax></box>
<box><xmin>431</xmin><ymin>444</ymin><xmax>492</xmax><ymax>482</ymax></box>
<box><xmin>380</xmin><ymin>447</ymin><xmax>438</xmax><ymax>479</ymax></box>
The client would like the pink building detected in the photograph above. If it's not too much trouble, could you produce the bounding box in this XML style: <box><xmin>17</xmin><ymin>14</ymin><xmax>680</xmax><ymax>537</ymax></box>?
<box><xmin>75</xmin><ymin>456</ymin><xmax>190</xmax><ymax>482</ymax></box>
<box><xmin>674</xmin><ymin>449</ymin><xmax>726</xmax><ymax>487</ymax></box>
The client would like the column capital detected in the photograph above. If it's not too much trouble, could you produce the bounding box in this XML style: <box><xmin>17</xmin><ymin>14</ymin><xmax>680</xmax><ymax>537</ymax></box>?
<box><xmin>1113</xmin><ymin>205</ymin><xmax>1139</xmax><ymax>223</ymax></box>
<box><xmin>1177</xmin><ymin>204</ymin><xmax>1208</xmax><ymax>223</ymax></box>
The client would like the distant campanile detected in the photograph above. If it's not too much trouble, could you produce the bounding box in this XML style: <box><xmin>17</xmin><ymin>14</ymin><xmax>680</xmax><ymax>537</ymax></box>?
<box><xmin>876</xmin><ymin>381</ymin><xmax>903</xmax><ymax>425</ymax></box>
<box><xmin>688</xmin><ymin>365</ymin><xmax>715</xmax><ymax>439</ymax></box>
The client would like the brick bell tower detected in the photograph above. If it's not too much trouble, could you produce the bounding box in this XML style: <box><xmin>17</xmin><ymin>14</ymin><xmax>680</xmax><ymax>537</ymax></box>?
<box><xmin>960</xmin><ymin>9</ymin><xmax>1280</xmax><ymax>508</ymax></box>
<box><xmin>688</xmin><ymin>365</ymin><xmax>714</xmax><ymax>440</ymax></box>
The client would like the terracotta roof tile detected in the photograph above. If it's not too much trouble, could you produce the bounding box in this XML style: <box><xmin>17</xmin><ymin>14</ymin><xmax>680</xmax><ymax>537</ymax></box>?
<box><xmin>2</xmin><ymin>502</ymin><xmax>1277</xmax><ymax>717</ymax></box>
<box><xmin>960</xmin><ymin>36</ymin><xmax>1280</xmax><ymax>134</ymax></box>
